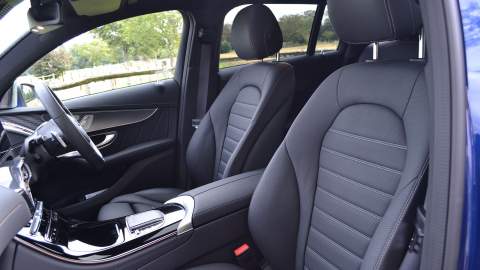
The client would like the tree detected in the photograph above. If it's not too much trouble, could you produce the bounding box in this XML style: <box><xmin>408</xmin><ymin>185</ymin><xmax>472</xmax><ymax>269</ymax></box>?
<box><xmin>93</xmin><ymin>11</ymin><xmax>183</xmax><ymax>61</ymax></box>
<box><xmin>220</xmin><ymin>24</ymin><xmax>233</xmax><ymax>53</ymax></box>
<box><xmin>29</xmin><ymin>47</ymin><xmax>72</xmax><ymax>77</ymax></box>
<box><xmin>70</xmin><ymin>40</ymin><xmax>117</xmax><ymax>69</ymax></box>
<box><xmin>278</xmin><ymin>10</ymin><xmax>315</xmax><ymax>46</ymax></box>
<box><xmin>319</xmin><ymin>16</ymin><xmax>337</xmax><ymax>42</ymax></box>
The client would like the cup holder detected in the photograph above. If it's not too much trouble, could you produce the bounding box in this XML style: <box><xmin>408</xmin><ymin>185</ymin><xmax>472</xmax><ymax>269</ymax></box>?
<box><xmin>15</xmin><ymin>195</ymin><xmax>195</xmax><ymax>263</ymax></box>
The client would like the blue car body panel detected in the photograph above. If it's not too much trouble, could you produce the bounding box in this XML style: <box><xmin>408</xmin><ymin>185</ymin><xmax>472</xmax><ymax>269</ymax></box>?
<box><xmin>459</xmin><ymin>0</ymin><xmax>480</xmax><ymax>269</ymax></box>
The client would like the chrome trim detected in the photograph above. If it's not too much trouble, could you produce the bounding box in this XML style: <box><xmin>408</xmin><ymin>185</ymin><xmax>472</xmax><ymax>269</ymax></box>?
<box><xmin>165</xmin><ymin>195</ymin><xmax>194</xmax><ymax>235</ymax></box>
<box><xmin>29</xmin><ymin>201</ymin><xmax>43</xmax><ymax>235</ymax></box>
<box><xmin>73</xmin><ymin>108</ymin><xmax>157</xmax><ymax>133</ymax></box>
<box><xmin>96</xmin><ymin>132</ymin><xmax>116</xmax><ymax>149</ymax></box>
<box><xmin>418</xmin><ymin>28</ymin><xmax>425</xmax><ymax>59</ymax></box>
<box><xmin>15</xmin><ymin>204</ymin><xmax>186</xmax><ymax>264</ymax></box>
<box><xmin>372</xmin><ymin>42</ymin><xmax>379</xmax><ymax>60</ymax></box>
<box><xmin>1</xmin><ymin>121</ymin><xmax>34</xmax><ymax>136</ymax></box>
<box><xmin>14</xmin><ymin>231</ymin><xmax>177</xmax><ymax>265</ymax></box>
<box><xmin>58</xmin><ymin>132</ymin><xmax>116</xmax><ymax>158</ymax></box>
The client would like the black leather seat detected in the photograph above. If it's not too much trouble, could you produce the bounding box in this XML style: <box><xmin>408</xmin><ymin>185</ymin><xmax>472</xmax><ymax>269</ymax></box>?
<box><xmin>98</xmin><ymin>4</ymin><xmax>295</xmax><ymax>221</ymax></box>
<box><xmin>189</xmin><ymin>0</ymin><xmax>427</xmax><ymax>269</ymax></box>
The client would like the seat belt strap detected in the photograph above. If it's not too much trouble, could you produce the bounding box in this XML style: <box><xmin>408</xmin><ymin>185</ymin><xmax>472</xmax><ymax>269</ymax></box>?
<box><xmin>193</xmin><ymin>39</ymin><xmax>213</xmax><ymax>129</ymax></box>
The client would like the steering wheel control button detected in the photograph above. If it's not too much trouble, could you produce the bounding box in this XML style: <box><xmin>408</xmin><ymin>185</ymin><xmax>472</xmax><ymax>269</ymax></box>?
<box><xmin>125</xmin><ymin>210</ymin><xmax>164</xmax><ymax>233</ymax></box>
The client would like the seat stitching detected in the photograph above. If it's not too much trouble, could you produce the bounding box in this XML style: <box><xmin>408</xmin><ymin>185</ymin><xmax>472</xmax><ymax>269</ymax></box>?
<box><xmin>306</xmin><ymin>246</ymin><xmax>340</xmax><ymax>270</ymax></box>
<box><xmin>317</xmin><ymin>186</ymin><xmax>382</xmax><ymax>220</ymax></box>
<box><xmin>225</xmin><ymin>135</ymin><xmax>240</xmax><ymax>143</ymax></box>
<box><xmin>230</xmin><ymin>111</ymin><xmax>253</xmax><ymax>120</ymax></box>
<box><xmin>235</xmin><ymin>100</ymin><xmax>258</xmax><ymax>107</ymax></box>
<box><xmin>228</xmin><ymin>123</ymin><xmax>247</xmax><ymax>132</ymax></box>
<box><xmin>222</xmin><ymin>147</ymin><xmax>233</xmax><ymax>155</ymax></box>
<box><xmin>401</xmin><ymin>69</ymin><xmax>423</xmax><ymax>117</ymax></box>
<box><xmin>314</xmin><ymin>205</ymin><xmax>372</xmax><ymax>241</ymax></box>
<box><xmin>329</xmin><ymin>129</ymin><xmax>407</xmax><ymax>150</ymax></box>
<box><xmin>310</xmin><ymin>224</ymin><xmax>364</xmax><ymax>261</ymax></box>
<box><xmin>322</xmin><ymin>147</ymin><xmax>402</xmax><ymax>175</ymax></box>
<box><xmin>320</xmin><ymin>166</ymin><xmax>394</xmax><ymax>198</ymax></box>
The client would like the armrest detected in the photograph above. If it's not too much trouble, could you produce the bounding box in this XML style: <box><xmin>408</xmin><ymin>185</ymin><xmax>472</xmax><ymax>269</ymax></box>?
<box><xmin>183</xmin><ymin>169</ymin><xmax>263</xmax><ymax>227</ymax></box>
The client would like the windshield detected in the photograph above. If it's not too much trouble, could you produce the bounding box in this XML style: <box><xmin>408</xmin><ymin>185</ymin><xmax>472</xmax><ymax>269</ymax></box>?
<box><xmin>0</xmin><ymin>0</ymin><xmax>31</xmax><ymax>56</ymax></box>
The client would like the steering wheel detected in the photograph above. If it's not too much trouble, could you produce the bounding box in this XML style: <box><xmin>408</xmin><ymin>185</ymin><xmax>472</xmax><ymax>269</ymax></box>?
<box><xmin>14</xmin><ymin>78</ymin><xmax>104</xmax><ymax>170</ymax></box>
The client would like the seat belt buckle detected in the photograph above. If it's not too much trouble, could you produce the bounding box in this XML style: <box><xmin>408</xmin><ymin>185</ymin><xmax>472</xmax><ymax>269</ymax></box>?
<box><xmin>408</xmin><ymin>207</ymin><xmax>426</xmax><ymax>252</ymax></box>
<box><xmin>234</xmin><ymin>243</ymin><xmax>261</xmax><ymax>270</ymax></box>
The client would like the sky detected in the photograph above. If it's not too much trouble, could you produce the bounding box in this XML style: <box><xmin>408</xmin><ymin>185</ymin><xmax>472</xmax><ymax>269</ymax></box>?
<box><xmin>0</xmin><ymin>0</ymin><xmax>30</xmax><ymax>55</ymax></box>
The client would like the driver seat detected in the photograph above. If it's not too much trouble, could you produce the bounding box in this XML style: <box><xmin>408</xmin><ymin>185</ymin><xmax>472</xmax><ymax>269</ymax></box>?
<box><xmin>188</xmin><ymin>0</ymin><xmax>426</xmax><ymax>269</ymax></box>
<box><xmin>98</xmin><ymin>4</ymin><xmax>295</xmax><ymax>221</ymax></box>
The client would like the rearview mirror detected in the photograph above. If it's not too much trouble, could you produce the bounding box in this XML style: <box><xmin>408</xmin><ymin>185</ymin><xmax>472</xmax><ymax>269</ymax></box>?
<box><xmin>28</xmin><ymin>0</ymin><xmax>62</xmax><ymax>34</ymax></box>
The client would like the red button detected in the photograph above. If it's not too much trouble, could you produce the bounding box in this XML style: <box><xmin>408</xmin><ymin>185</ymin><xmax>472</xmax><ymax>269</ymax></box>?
<box><xmin>234</xmin><ymin>243</ymin><xmax>250</xmax><ymax>257</ymax></box>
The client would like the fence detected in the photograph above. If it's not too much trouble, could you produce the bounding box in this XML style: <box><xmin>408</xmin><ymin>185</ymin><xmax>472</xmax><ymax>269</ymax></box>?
<box><xmin>33</xmin><ymin>58</ymin><xmax>176</xmax><ymax>101</ymax></box>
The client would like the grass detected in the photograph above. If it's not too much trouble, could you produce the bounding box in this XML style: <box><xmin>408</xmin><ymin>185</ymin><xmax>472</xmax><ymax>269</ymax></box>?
<box><xmin>219</xmin><ymin>41</ymin><xmax>338</xmax><ymax>69</ymax></box>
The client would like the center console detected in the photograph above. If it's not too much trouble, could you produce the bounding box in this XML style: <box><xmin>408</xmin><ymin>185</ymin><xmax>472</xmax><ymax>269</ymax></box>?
<box><xmin>15</xmin><ymin>195</ymin><xmax>194</xmax><ymax>263</ymax></box>
<box><xmin>7</xmin><ymin>164</ymin><xmax>263</xmax><ymax>269</ymax></box>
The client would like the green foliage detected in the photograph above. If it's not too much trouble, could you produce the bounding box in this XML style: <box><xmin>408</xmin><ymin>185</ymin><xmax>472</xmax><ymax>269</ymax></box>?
<box><xmin>29</xmin><ymin>11</ymin><xmax>184</xmax><ymax>73</ymax></box>
<box><xmin>278</xmin><ymin>10</ymin><xmax>315</xmax><ymax>46</ymax></box>
<box><xmin>70</xmin><ymin>40</ymin><xmax>118</xmax><ymax>69</ymax></box>
<box><xmin>220</xmin><ymin>24</ymin><xmax>233</xmax><ymax>53</ymax></box>
<box><xmin>220</xmin><ymin>10</ymin><xmax>338</xmax><ymax>54</ymax></box>
<box><xmin>93</xmin><ymin>11</ymin><xmax>183</xmax><ymax>61</ymax></box>
<box><xmin>220</xmin><ymin>40</ymin><xmax>232</xmax><ymax>53</ymax></box>
<box><xmin>318</xmin><ymin>17</ymin><xmax>337</xmax><ymax>42</ymax></box>
<box><xmin>29</xmin><ymin>47</ymin><xmax>72</xmax><ymax>77</ymax></box>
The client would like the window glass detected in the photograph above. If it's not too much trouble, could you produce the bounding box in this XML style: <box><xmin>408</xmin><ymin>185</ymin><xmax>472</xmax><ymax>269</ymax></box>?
<box><xmin>18</xmin><ymin>11</ymin><xmax>183</xmax><ymax>107</ymax></box>
<box><xmin>220</xmin><ymin>4</ymin><xmax>317</xmax><ymax>68</ymax></box>
<box><xmin>315</xmin><ymin>7</ymin><xmax>339</xmax><ymax>54</ymax></box>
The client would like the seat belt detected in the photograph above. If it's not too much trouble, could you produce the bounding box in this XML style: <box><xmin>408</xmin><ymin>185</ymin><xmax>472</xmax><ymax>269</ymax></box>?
<box><xmin>193</xmin><ymin>28</ymin><xmax>213</xmax><ymax>129</ymax></box>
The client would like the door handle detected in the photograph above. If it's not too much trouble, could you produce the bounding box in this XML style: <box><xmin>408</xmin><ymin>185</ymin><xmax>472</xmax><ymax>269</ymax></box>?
<box><xmin>94</xmin><ymin>132</ymin><xmax>116</xmax><ymax>149</ymax></box>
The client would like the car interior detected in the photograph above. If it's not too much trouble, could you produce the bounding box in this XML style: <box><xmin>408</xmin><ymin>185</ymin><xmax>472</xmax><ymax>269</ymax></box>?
<box><xmin>0</xmin><ymin>0</ymin><xmax>466</xmax><ymax>269</ymax></box>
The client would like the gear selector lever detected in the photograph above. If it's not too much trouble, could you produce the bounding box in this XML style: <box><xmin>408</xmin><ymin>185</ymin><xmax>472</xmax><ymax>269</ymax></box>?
<box><xmin>125</xmin><ymin>210</ymin><xmax>165</xmax><ymax>233</ymax></box>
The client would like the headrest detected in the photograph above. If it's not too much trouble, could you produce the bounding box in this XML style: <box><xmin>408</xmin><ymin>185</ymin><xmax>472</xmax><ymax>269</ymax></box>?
<box><xmin>327</xmin><ymin>0</ymin><xmax>422</xmax><ymax>44</ymax></box>
<box><xmin>231</xmin><ymin>4</ymin><xmax>283</xmax><ymax>60</ymax></box>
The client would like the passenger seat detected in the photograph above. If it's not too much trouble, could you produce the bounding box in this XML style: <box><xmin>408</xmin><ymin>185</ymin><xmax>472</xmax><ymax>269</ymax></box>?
<box><xmin>97</xmin><ymin>4</ymin><xmax>295</xmax><ymax>221</ymax></box>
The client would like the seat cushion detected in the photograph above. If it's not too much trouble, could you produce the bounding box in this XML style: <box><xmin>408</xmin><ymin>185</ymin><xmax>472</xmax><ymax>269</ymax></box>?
<box><xmin>97</xmin><ymin>188</ymin><xmax>184</xmax><ymax>221</ymax></box>
<box><xmin>186</xmin><ymin>263</ymin><xmax>243</xmax><ymax>270</ymax></box>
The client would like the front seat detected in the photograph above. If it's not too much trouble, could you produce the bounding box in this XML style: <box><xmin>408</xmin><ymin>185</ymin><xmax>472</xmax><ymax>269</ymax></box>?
<box><xmin>98</xmin><ymin>4</ymin><xmax>295</xmax><ymax>221</ymax></box>
<box><xmin>189</xmin><ymin>0</ymin><xmax>427</xmax><ymax>269</ymax></box>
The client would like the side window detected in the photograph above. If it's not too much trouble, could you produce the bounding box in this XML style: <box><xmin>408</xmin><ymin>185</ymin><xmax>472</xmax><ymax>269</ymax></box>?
<box><xmin>315</xmin><ymin>7</ymin><xmax>339</xmax><ymax>54</ymax></box>
<box><xmin>220</xmin><ymin>4</ymin><xmax>317</xmax><ymax>69</ymax></box>
<box><xmin>19</xmin><ymin>11</ymin><xmax>183</xmax><ymax>107</ymax></box>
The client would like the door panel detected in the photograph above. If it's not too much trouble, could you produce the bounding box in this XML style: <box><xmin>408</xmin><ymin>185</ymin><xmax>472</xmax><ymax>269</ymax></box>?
<box><xmin>0</xmin><ymin>79</ymin><xmax>180</xmax><ymax>215</ymax></box>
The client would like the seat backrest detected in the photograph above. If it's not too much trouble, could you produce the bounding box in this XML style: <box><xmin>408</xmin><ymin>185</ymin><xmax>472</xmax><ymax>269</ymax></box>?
<box><xmin>248</xmin><ymin>1</ymin><xmax>427</xmax><ymax>270</ymax></box>
<box><xmin>186</xmin><ymin>5</ymin><xmax>295</xmax><ymax>186</ymax></box>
